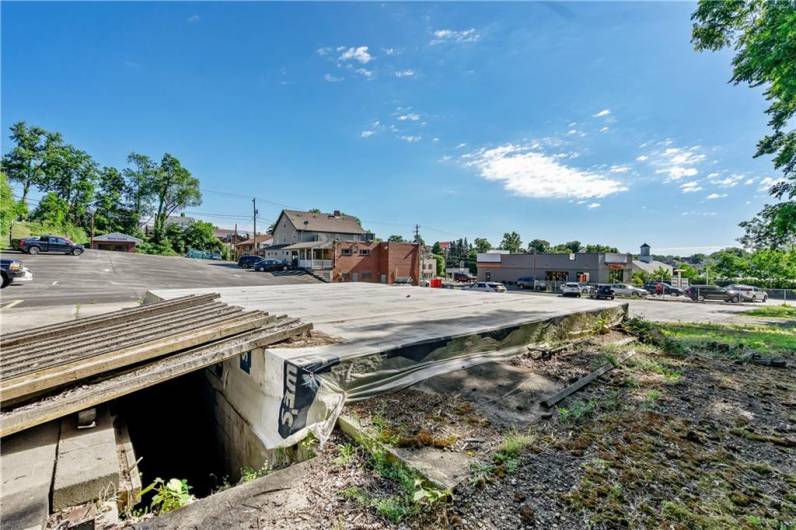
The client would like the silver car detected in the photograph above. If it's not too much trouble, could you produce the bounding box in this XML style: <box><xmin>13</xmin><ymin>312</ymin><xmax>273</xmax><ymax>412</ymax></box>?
<box><xmin>610</xmin><ymin>283</ymin><xmax>649</xmax><ymax>297</ymax></box>
<box><xmin>726</xmin><ymin>284</ymin><xmax>768</xmax><ymax>303</ymax></box>
<box><xmin>469</xmin><ymin>281</ymin><xmax>507</xmax><ymax>293</ymax></box>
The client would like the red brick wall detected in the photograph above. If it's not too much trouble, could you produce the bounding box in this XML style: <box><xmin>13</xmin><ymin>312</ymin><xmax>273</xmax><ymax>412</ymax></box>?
<box><xmin>332</xmin><ymin>242</ymin><xmax>419</xmax><ymax>285</ymax></box>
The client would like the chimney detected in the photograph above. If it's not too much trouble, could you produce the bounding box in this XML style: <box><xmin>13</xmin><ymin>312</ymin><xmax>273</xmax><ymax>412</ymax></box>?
<box><xmin>640</xmin><ymin>243</ymin><xmax>651</xmax><ymax>263</ymax></box>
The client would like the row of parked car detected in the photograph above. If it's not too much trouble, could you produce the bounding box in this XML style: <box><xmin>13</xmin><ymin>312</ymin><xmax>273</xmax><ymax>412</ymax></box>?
<box><xmin>1</xmin><ymin>258</ymin><xmax>33</xmax><ymax>288</ymax></box>
<box><xmin>557</xmin><ymin>281</ymin><xmax>767</xmax><ymax>303</ymax></box>
<box><xmin>237</xmin><ymin>255</ymin><xmax>294</xmax><ymax>272</ymax></box>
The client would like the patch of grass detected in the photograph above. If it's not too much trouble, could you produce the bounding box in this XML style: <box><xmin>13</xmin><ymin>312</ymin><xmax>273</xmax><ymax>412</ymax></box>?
<box><xmin>468</xmin><ymin>460</ymin><xmax>496</xmax><ymax>487</ymax></box>
<box><xmin>558</xmin><ymin>399</ymin><xmax>596</xmax><ymax>423</ymax></box>
<box><xmin>745</xmin><ymin>304</ymin><xmax>796</xmax><ymax>319</ymax></box>
<box><xmin>493</xmin><ymin>432</ymin><xmax>535</xmax><ymax>474</ymax></box>
<box><xmin>239</xmin><ymin>462</ymin><xmax>271</xmax><ymax>483</ymax></box>
<box><xmin>626</xmin><ymin>354</ymin><xmax>683</xmax><ymax>384</ymax></box>
<box><xmin>643</xmin><ymin>389</ymin><xmax>661</xmax><ymax>407</ymax></box>
<box><xmin>332</xmin><ymin>443</ymin><xmax>358</xmax><ymax>466</ymax></box>
<box><xmin>658</xmin><ymin>321</ymin><xmax>796</xmax><ymax>356</ymax></box>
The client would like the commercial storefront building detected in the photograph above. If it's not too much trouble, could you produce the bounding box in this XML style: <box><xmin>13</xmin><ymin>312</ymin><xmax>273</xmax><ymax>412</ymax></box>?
<box><xmin>477</xmin><ymin>251</ymin><xmax>633</xmax><ymax>285</ymax></box>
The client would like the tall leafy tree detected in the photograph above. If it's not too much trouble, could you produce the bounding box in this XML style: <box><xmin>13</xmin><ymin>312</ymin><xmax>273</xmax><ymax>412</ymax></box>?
<box><xmin>94</xmin><ymin>166</ymin><xmax>129</xmax><ymax>233</ymax></box>
<box><xmin>528</xmin><ymin>239</ymin><xmax>550</xmax><ymax>253</ymax></box>
<box><xmin>31</xmin><ymin>192</ymin><xmax>69</xmax><ymax>227</ymax></box>
<box><xmin>40</xmin><ymin>144</ymin><xmax>98</xmax><ymax>227</ymax></box>
<box><xmin>584</xmin><ymin>243</ymin><xmax>619</xmax><ymax>253</ymax></box>
<box><xmin>123</xmin><ymin>153</ymin><xmax>157</xmax><ymax>233</ymax></box>
<box><xmin>500</xmin><ymin>231</ymin><xmax>522</xmax><ymax>253</ymax></box>
<box><xmin>692</xmin><ymin>1</ymin><xmax>796</xmax><ymax>249</ymax></box>
<box><xmin>473</xmin><ymin>238</ymin><xmax>492</xmax><ymax>253</ymax></box>
<box><xmin>0</xmin><ymin>172</ymin><xmax>15</xmax><ymax>238</ymax></box>
<box><xmin>387</xmin><ymin>234</ymin><xmax>405</xmax><ymax>242</ymax></box>
<box><xmin>151</xmin><ymin>154</ymin><xmax>202</xmax><ymax>244</ymax></box>
<box><xmin>0</xmin><ymin>122</ymin><xmax>64</xmax><ymax>211</ymax></box>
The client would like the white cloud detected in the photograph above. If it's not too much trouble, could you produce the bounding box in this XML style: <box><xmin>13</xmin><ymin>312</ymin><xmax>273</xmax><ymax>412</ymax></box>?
<box><xmin>382</xmin><ymin>48</ymin><xmax>398</xmax><ymax>56</ymax></box>
<box><xmin>355</xmin><ymin>68</ymin><xmax>374</xmax><ymax>79</ymax></box>
<box><xmin>324</xmin><ymin>73</ymin><xmax>343</xmax><ymax>82</ymax></box>
<box><xmin>592</xmin><ymin>109</ymin><xmax>611</xmax><ymax>118</ymax></box>
<box><xmin>681</xmin><ymin>211</ymin><xmax>717</xmax><ymax>217</ymax></box>
<box><xmin>186</xmin><ymin>14</ymin><xmax>200</xmax><ymax>23</ymax></box>
<box><xmin>394</xmin><ymin>69</ymin><xmax>416</xmax><ymax>78</ymax></box>
<box><xmin>400</xmin><ymin>135</ymin><xmax>422</xmax><ymax>143</ymax></box>
<box><xmin>439</xmin><ymin>155</ymin><xmax>452</xmax><ymax>162</ymax></box>
<box><xmin>360</xmin><ymin>130</ymin><xmax>375</xmax><ymax>138</ymax></box>
<box><xmin>397</xmin><ymin>112</ymin><xmax>420</xmax><ymax>121</ymax></box>
<box><xmin>455</xmin><ymin>143</ymin><xmax>468</xmax><ymax>149</ymax></box>
<box><xmin>640</xmin><ymin>143</ymin><xmax>707</xmax><ymax>182</ymax></box>
<box><xmin>744</xmin><ymin>178</ymin><xmax>756</xmax><ymax>185</ymax></box>
<box><xmin>680</xmin><ymin>181</ymin><xmax>702</xmax><ymax>193</ymax></box>
<box><xmin>316</xmin><ymin>47</ymin><xmax>332</xmax><ymax>56</ymax></box>
<box><xmin>600</xmin><ymin>126</ymin><xmax>610</xmax><ymax>133</ymax></box>
<box><xmin>463</xmin><ymin>143</ymin><xmax>628</xmax><ymax>200</ymax></box>
<box><xmin>609</xmin><ymin>165</ymin><xmax>630</xmax><ymax>174</ymax></box>
<box><xmin>706</xmin><ymin>193</ymin><xmax>727</xmax><ymax>200</ymax></box>
<box><xmin>587</xmin><ymin>202</ymin><xmax>601</xmax><ymax>209</ymax></box>
<box><xmin>709</xmin><ymin>174</ymin><xmax>743</xmax><ymax>188</ymax></box>
<box><xmin>339</xmin><ymin>46</ymin><xmax>373</xmax><ymax>64</ymax></box>
<box><xmin>432</xmin><ymin>137</ymin><xmax>440</xmax><ymax>143</ymax></box>
<box><xmin>430</xmin><ymin>28</ymin><xmax>480</xmax><ymax>45</ymax></box>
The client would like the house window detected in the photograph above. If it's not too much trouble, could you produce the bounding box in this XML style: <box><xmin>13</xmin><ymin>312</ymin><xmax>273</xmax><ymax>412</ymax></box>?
<box><xmin>341</xmin><ymin>248</ymin><xmax>352</xmax><ymax>256</ymax></box>
<box><xmin>239</xmin><ymin>351</ymin><xmax>251</xmax><ymax>374</ymax></box>
<box><xmin>359</xmin><ymin>249</ymin><xmax>370</xmax><ymax>256</ymax></box>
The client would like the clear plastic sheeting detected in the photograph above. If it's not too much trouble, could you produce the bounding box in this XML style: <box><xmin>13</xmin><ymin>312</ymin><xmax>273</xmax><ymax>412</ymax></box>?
<box><xmin>146</xmin><ymin>283</ymin><xmax>628</xmax><ymax>449</ymax></box>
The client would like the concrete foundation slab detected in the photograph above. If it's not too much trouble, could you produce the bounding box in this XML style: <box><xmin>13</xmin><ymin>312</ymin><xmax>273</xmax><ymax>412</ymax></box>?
<box><xmin>147</xmin><ymin>284</ymin><xmax>625</xmax><ymax>450</ymax></box>
<box><xmin>52</xmin><ymin>408</ymin><xmax>120</xmax><ymax>511</ymax></box>
<box><xmin>0</xmin><ymin>422</ymin><xmax>60</xmax><ymax>530</ymax></box>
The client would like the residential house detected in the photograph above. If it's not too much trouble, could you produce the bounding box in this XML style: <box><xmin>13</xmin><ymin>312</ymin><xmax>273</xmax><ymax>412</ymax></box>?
<box><xmin>420</xmin><ymin>256</ymin><xmax>437</xmax><ymax>281</ymax></box>
<box><xmin>630</xmin><ymin>243</ymin><xmax>674</xmax><ymax>277</ymax></box>
<box><xmin>90</xmin><ymin>232</ymin><xmax>142</xmax><ymax>252</ymax></box>
<box><xmin>236</xmin><ymin>234</ymin><xmax>273</xmax><ymax>256</ymax></box>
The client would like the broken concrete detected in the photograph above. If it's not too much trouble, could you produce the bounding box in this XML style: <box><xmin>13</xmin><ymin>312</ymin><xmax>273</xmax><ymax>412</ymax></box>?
<box><xmin>0</xmin><ymin>422</ymin><xmax>59</xmax><ymax>530</ymax></box>
<box><xmin>52</xmin><ymin>408</ymin><xmax>120</xmax><ymax>511</ymax></box>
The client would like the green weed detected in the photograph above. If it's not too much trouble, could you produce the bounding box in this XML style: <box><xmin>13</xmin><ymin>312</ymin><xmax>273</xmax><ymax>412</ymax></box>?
<box><xmin>558</xmin><ymin>399</ymin><xmax>596</xmax><ymax>423</ymax></box>
<box><xmin>333</xmin><ymin>443</ymin><xmax>358</xmax><ymax>466</ymax></box>
<box><xmin>239</xmin><ymin>461</ymin><xmax>271</xmax><ymax>483</ymax></box>
<box><xmin>138</xmin><ymin>478</ymin><xmax>195</xmax><ymax>514</ymax></box>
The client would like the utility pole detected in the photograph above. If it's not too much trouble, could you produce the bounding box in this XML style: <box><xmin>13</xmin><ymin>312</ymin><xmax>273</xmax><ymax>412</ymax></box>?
<box><xmin>233</xmin><ymin>223</ymin><xmax>238</xmax><ymax>261</ymax></box>
<box><xmin>252</xmin><ymin>198</ymin><xmax>258</xmax><ymax>256</ymax></box>
<box><xmin>414</xmin><ymin>224</ymin><xmax>420</xmax><ymax>243</ymax></box>
<box><xmin>90</xmin><ymin>210</ymin><xmax>96</xmax><ymax>249</ymax></box>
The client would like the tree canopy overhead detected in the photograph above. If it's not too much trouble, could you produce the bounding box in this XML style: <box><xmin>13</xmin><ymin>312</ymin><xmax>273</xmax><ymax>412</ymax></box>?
<box><xmin>692</xmin><ymin>0</ymin><xmax>796</xmax><ymax>249</ymax></box>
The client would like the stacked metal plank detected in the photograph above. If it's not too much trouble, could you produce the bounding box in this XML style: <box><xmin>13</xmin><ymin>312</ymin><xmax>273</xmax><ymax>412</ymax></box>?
<box><xmin>0</xmin><ymin>294</ymin><xmax>311</xmax><ymax>437</ymax></box>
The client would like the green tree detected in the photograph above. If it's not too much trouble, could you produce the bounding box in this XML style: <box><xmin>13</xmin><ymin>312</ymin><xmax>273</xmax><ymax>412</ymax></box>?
<box><xmin>748</xmin><ymin>249</ymin><xmax>796</xmax><ymax>286</ymax></box>
<box><xmin>710</xmin><ymin>248</ymin><xmax>750</xmax><ymax>279</ymax></box>
<box><xmin>431</xmin><ymin>241</ymin><xmax>443</xmax><ymax>255</ymax></box>
<box><xmin>563</xmin><ymin>240</ymin><xmax>582</xmax><ymax>253</ymax></box>
<box><xmin>584</xmin><ymin>243</ymin><xmax>618</xmax><ymax>253</ymax></box>
<box><xmin>0</xmin><ymin>172</ymin><xmax>15</xmax><ymax>239</ymax></box>
<box><xmin>388</xmin><ymin>234</ymin><xmax>405</xmax><ymax>242</ymax></box>
<box><xmin>692</xmin><ymin>1</ymin><xmax>796</xmax><ymax>249</ymax></box>
<box><xmin>94</xmin><ymin>166</ymin><xmax>128</xmax><ymax>233</ymax></box>
<box><xmin>473</xmin><ymin>238</ymin><xmax>492</xmax><ymax>253</ymax></box>
<box><xmin>31</xmin><ymin>192</ymin><xmax>69</xmax><ymax>227</ymax></box>
<box><xmin>631</xmin><ymin>271</ymin><xmax>650</xmax><ymax>287</ymax></box>
<box><xmin>308</xmin><ymin>208</ymin><xmax>322</xmax><ymax>213</ymax></box>
<box><xmin>651</xmin><ymin>266</ymin><xmax>672</xmax><ymax>282</ymax></box>
<box><xmin>676</xmin><ymin>262</ymin><xmax>699</xmax><ymax>279</ymax></box>
<box><xmin>432</xmin><ymin>254</ymin><xmax>446</xmax><ymax>276</ymax></box>
<box><xmin>1</xmin><ymin>122</ymin><xmax>64</xmax><ymax>212</ymax></box>
<box><xmin>43</xmin><ymin>144</ymin><xmax>98</xmax><ymax>226</ymax></box>
<box><xmin>500</xmin><ymin>231</ymin><xmax>522</xmax><ymax>253</ymax></box>
<box><xmin>182</xmin><ymin>220</ymin><xmax>222</xmax><ymax>253</ymax></box>
<box><xmin>123</xmin><ymin>153</ymin><xmax>157</xmax><ymax>234</ymax></box>
<box><xmin>527</xmin><ymin>239</ymin><xmax>550</xmax><ymax>253</ymax></box>
<box><xmin>151</xmin><ymin>154</ymin><xmax>201</xmax><ymax>244</ymax></box>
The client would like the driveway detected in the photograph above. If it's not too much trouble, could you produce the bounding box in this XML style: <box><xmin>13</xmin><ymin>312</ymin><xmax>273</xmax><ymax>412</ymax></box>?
<box><xmin>505</xmin><ymin>289</ymin><xmax>787</xmax><ymax>324</ymax></box>
<box><xmin>0</xmin><ymin>250</ymin><xmax>320</xmax><ymax>309</ymax></box>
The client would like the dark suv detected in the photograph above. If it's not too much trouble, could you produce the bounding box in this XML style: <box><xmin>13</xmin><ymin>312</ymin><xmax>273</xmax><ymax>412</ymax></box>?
<box><xmin>16</xmin><ymin>235</ymin><xmax>84</xmax><ymax>255</ymax></box>
<box><xmin>237</xmin><ymin>255</ymin><xmax>262</xmax><ymax>269</ymax></box>
<box><xmin>686</xmin><ymin>285</ymin><xmax>744</xmax><ymax>303</ymax></box>
<box><xmin>643</xmin><ymin>282</ymin><xmax>683</xmax><ymax>296</ymax></box>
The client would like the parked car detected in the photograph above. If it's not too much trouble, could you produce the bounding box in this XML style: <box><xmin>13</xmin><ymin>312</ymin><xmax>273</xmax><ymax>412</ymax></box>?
<box><xmin>592</xmin><ymin>284</ymin><xmax>616</xmax><ymax>300</ymax></box>
<box><xmin>392</xmin><ymin>277</ymin><xmax>413</xmax><ymax>286</ymax></box>
<box><xmin>453</xmin><ymin>272</ymin><xmax>476</xmax><ymax>283</ymax></box>
<box><xmin>560</xmin><ymin>282</ymin><xmax>584</xmax><ymax>297</ymax></box>
<box><xmin>253</xmin><ymin>259</ymin><xmax>289</xmax><ymax>272</ymax></box>
<box><xmin>643</xmin><ymin>282</ymin><xmax>684</xmax><ymax>296</ymax></box>
<box><xmin>15</xmin><ymin>235</ymin><xmax>84</xmax><ymax>255</ymax></box>
<box><xmin>238</xmin><ymin>255</ymin><xmax>262</xmax><ymax>269</ymax></box>
<box><xmin>610</xmin><ymin>283</ymin><xmax>649</xmax><ymax>297</ymax></box>
<box><xmin>726</xmin><ymin>284</ymin><xmax>768</xmax><ymax>303</ymax></box>
<box><xmin>469</xmin><ymin>282</ymin><xmax>507</xmax><ymax>293</ymax></box>
<box><xmin>1</xmin><ymin>258</ymin><xmax>32</xmax><ymax>288</ymax></box>
<box><xmin>516</xmin><ymin>276</ymin><xmax>535</xmax><ymax>289</ymax></box>
<box><xmin>686</xmin><ymin>285</ymin><xmax>744</xmax><ymax>303</ymax></box>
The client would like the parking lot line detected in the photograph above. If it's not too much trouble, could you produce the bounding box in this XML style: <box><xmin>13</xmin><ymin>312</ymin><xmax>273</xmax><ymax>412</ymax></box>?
<box><xmin>51</xmin><ymin>281</ymin><xmax>59</xmax><ymax>286</ymax></box>
<box><xmin>1</xmin><ymin>300</ymin><xmax>24</xmax><ymax>310</ymax></box>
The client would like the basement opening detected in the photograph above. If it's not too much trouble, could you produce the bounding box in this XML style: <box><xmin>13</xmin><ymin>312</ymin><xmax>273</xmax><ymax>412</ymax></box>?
<box><xmin>115</xmin><ymin>370</ymin><xmax>227</xmax><ymax>499</ymax></box>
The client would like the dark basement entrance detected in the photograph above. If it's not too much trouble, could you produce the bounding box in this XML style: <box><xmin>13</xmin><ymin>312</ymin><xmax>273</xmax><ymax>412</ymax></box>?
<box><xmin>114</xmin><ymin>370</ymin><xmax>227</xmax><ymax>498</ymax></box>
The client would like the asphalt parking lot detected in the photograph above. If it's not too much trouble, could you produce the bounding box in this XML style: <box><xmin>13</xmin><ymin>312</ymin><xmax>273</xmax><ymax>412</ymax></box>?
<box><xmin>0</xmin><ymin>249</ymin><xmax>319</xmax><ymax>309</ymax></box>
<box><xmin>507</xmin><ymin>288</ymin><xmax>788</xmax><ymax>323</ymax></box>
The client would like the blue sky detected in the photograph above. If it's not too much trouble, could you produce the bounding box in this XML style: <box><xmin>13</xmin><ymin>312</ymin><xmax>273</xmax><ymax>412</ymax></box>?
<box><xmin>2</xmin><ymin>2</ymin><xmax>778</xmax><ymax>254</ymax></box>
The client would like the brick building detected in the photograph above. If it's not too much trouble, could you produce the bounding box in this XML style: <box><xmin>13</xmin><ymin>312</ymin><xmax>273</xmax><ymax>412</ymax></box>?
<box><xmin>332</xmin><ymin>241</ymin><xmax>420</xmax><ymax>285</ymax></box>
